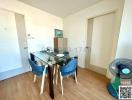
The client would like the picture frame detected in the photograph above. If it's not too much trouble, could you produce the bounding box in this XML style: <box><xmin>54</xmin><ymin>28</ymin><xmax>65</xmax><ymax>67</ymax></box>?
<box><xmin>54</xmin><ymin>29</ymin><xmax>63</xmax><ymax>37</ymax></box>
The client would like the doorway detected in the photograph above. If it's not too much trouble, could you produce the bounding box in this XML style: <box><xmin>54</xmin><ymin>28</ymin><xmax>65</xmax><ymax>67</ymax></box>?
<box><xmin>85</xmin><ymin>12</ymin><xmax>116</xmax><ymax>75</ymax></box>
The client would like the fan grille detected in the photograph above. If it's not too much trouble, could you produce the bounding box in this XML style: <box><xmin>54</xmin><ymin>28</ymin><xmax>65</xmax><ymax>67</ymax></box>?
<box><xmin>109</xmin><ymin>58</ymin><xmax>132</xmax><ymax>79</ymax></box>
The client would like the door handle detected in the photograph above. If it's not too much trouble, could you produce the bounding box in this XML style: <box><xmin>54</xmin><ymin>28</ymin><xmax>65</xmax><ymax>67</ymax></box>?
<box><xmin>86</xmin><ymin>46</ymin><xmax>91</xmax><ymax>51</ymax></box>
<box><xmin>86</xmin><ymin>46</ymin><xmax>90</xmax><ymax>49</ymax></box>
<box><xmin>24</xmin><ymin>47</ymin><xmax>28</xmax><ymax>49</ymax></box>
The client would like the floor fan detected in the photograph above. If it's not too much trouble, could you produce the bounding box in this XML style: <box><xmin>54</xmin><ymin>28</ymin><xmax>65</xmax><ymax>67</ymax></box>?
<box><xmin>107</xmin><ymin>58</ymin><xmax>132</xmax><ymax>99</ymax></box>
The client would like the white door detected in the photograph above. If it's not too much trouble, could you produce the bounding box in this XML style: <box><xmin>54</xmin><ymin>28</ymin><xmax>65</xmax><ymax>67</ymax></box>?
<box><xmin>86</xmin><ymin>12</ymin><xmax>115</xmax><ymax>71</ymax></box>
<box><xmin>15</xmin><ymin>13</ymin><xmax>30</xmax><ymax>71</ymax></box>
<box><xmin>0</xmin><ymin>9</ymin><xmax>22</xmax><ymax>73</ymax></box>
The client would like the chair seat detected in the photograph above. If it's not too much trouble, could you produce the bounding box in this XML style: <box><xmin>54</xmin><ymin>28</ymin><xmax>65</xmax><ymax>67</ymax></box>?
<box><xmin>60</xmin><ymin>69</ymin><xmax>76</xmax><ymax>77</ymax></box>
<box><xmin>28</xmin><ymin>59</ymin><xmax>48</xmax><ymax>77</ymax></box>
<box><xmin>60</xmin><ymin>59</ymin><xmax>77</xmax><ymax>77</ymax></box>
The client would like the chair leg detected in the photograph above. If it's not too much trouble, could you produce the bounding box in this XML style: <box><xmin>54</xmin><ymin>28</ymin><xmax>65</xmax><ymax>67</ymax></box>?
<box><xmin>45</xmin><ymin>74</ymin><xmax>47</xmax><ymax>78</ymax></box>
<box><xmin>75</xmin><ymin>72</ymin><xmax>78</xmax><ymax>84</ymax></box>
<box><xmin>60</xmin><ymin>72</ymin><xmax>63</xmax><ymax>95</ymax></box>
<box><xmin>33</xmin><ymin>75</ymin><xmax>37</xmax><ymax>83</ymax></box>
<box><xmin>40</xmin><ymin>70</ymin><xmax>46</xmax><ymax>94</ymax></box>
<box><xmin>56</xmin><ymin>65</ymin><xmax>59</xmax><ymax>85</ymax></box>
<box><xmin>53</xmin><ymin>66</ymin><xmax>56</xmax><ymax>75</ymax></box>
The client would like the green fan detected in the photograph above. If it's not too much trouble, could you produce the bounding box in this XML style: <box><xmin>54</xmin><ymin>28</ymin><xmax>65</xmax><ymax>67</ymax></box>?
<box><xmin>107</xmin><ymin>58</ymin><xmax>132</xmax><ymax>99</ymax></box>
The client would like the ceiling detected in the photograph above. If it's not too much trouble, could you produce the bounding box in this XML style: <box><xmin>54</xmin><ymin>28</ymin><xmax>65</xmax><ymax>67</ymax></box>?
<box><xmin>18</xmin><ymin>0</ymin><xmax>102</xmax><ymax>18</ymax></box>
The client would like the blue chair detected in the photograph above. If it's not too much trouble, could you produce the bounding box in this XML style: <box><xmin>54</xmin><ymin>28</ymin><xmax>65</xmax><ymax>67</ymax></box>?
<box><xmin>28</xmin><ymin>59</ymin><xmax>48</xmax><ymax>94</ymax></box>
<box><xmin>59</xmin><ymin>58</ymin><xmax>78</xmax><ymax>95</ymax></box>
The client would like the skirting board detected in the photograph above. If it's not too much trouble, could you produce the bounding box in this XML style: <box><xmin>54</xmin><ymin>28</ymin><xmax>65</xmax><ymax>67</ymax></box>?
<box><xmin>86</xmin><ymin>65</ymin><xmax>107</xmax><ymax>76</ymax></box>
<box><xmin>0</xmin><ymin>67</ymin><xmax>30</xmax><ymax>81</ymax></box>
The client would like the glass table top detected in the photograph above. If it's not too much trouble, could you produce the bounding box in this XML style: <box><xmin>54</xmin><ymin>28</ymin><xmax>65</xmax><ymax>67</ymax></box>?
<box><xmin>32</xmin><ymin>51</ymin><xmax>70</xmax><ymax>66</ymax></box>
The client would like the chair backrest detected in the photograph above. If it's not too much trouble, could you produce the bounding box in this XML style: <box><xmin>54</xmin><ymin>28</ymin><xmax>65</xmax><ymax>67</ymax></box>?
<box><xmin>28</xmin><ymin>59</ymin><xmax>44</xmax><ymax>73</ymax></box>
<box><xmin>63</xmin><ymin>51</ymin><xmax>69</xmax><ymax>56</ymax></box>
<box><xmin>61</xmin><ymin>59</ymin><xmax>77</xmax><ymax>73</ymax></box>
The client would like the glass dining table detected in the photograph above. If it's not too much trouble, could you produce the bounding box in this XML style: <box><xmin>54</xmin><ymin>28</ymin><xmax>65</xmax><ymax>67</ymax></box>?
<box><xmin>30</xmin><ymin>50</ymin><xmax>77</xmax><ymax>99</ymax></box>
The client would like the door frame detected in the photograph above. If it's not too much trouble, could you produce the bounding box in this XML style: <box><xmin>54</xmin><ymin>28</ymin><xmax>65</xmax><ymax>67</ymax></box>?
<box><xmin>15</xmin><ymin>13</ymin><xmax>30</xmax><ymax>72</ymax></box>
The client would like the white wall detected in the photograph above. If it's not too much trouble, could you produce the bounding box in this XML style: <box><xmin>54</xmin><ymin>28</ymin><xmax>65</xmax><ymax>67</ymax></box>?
<box><xmin>116</xmin><ymin>0</ymin><xmax>132</xmax><ymax>58</ymax></box>
<box><xmin>0</xmin><ymin>0</ymin><xmax>62</xmax><ymax>74</ymax></box>
<box><xmin>63</xmin><ymin>0</ymin><xmax>124</xmax><ymax>68</ymax></box>
<box><xmin>0</xmin><ymin>0</ymin><xmax>63</xmax><ymax>52</ymax></box>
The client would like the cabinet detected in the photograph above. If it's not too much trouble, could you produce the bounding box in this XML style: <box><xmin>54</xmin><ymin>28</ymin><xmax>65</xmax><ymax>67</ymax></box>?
<box><xmin>54</xmin><ymin>37</ymin><xmax>67</xmax><ymax>52</ymax></box>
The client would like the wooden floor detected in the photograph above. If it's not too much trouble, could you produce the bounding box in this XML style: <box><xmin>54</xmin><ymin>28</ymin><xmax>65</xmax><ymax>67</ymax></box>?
<box><xmin>0</xmin><ymin>68</ymin><xmax>115</xmax><ymax>100</ymax></box>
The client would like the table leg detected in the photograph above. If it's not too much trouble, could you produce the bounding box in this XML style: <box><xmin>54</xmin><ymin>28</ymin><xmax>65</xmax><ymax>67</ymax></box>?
<box><xmin>48</xmin><ymin>65</ymin><xmax>54</xmax><ymax>99</ymax></box>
